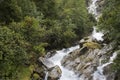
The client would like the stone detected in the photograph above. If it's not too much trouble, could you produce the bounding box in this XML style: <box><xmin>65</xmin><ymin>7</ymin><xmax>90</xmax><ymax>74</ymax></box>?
<box><xmin>38</xmin><ymin>57</ymin><xmax>54</xmax><ymax>69</ymax></box>
<box><xmin>103</xmin><ymin>64</ymin><xmax>115</xmax><ymax>80</ymax></box>
<box><xmin>48</xmin><ymin>65</ymin><xmax>62</xmax><ymax>80</ymax></box>
<box><xmin>45</xmin><ymin>50</ymin><xmax>57</xmax><ymax>58</ymax></box>
<box><xmin>83</xmin><ymin>42</ymin><xmax>101</xmax><ymax>49</ymax></box>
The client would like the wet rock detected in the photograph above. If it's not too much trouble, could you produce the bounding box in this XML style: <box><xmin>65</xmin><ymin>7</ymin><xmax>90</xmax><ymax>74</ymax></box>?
<box><xmin>37</xmin><ymin>57</ymin><xmax>62</xmax><ymax>80</ymax></box>
<box><xmin>79</xmin><ymin>36</ymin><xmax>102</xmax><ymax>49</ymax></box>
<box><xmin>83</xmin><ymin>42</ymin><xmax>101</xmax><ymax>49</ymax></box>
<box><xmin>86</xmin><ymin>0</ymin><xmax>92</xmax><ymax>7</ymax></box>
<box><xmin>48</xmin><ymin>65</ymin><xmax>62</xmax><ymax>80</ymax></box>
<box><xmin>45</xmin><ymin>50</ymin><xmax>57</xmax><ymax>58</ymax></box>
<box><xmin>103</xmin><ymin>64</ymin><xmax>115</xmax><ymax>80</ymax></box>
<box><xmin>115</xmin><ymin>71</ymin><xmax>120</xmax><ymax>80</ymax></box>
<box><xmin>61</xmin><ymin>49</ymin><xmax>81</xmax><ymax>68</ymax></box>
<box><xmin>96</xmin><ymin>0</ymin><xmax>105</xmax><ymax>14</ymax></box>
<box><xmin>38</xmin><ymin>57</ymin><xmax>54</xmax><ymax>69</ymax></box>
<box><xmin>80</xmin><ymin>47</ymin><xmax>89</xmax><ymax>54</ymax></box>
<box><xmin>61</xmin><ymin>40</ymin><xmax>117</xmax><ymax>80</ymax></box>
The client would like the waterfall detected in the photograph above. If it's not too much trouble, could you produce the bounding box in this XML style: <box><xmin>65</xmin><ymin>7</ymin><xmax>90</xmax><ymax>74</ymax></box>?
<box><xmin>43</xmin><ymin>0</ymin><xmax>116</xmax><ymax>80</ymax></box>
<box><xmin>89</xmin><ymin>0</ymin><xmax>117</xmax><ymax>78</ymax></box>
<box><xmin>93</xmin><ymin>52</ymin><xmax>117</xmax><ymax>80</ymax></box>
<box><xmin>44</xmin><ymin>71</ymin><xmax>48</xmax><ymax>80</ymax></box>
<box><xmin>48</xmin><ymin>45</ymin><xmax>80</xmax><ymax>80</ymax></box>
<box><xmin>92</xmin><ymin>27</ymin><xmax>104</xmax><ymax>41</ymax></box>
<box><xmin>88</xmin><ymin>0</ymin><xmax>104</xmax><ymax>41</ymax></box>
<box><xmin>88</xmin><ymin>0</ymin><xmax>98</xmax><ymax>15</ymax></box>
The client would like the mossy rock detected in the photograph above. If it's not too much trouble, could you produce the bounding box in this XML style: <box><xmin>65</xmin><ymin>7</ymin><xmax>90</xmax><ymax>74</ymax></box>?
<box><xmin>83</xmin><ymin>37</ymin><xmax>90</xmax><ymax>40</ymax></box>
<box><xmin>33</xmin><ymin>73</ymin><xmax>40</xmax><ymax>80</ymax></box>
<box><xmin>83</xmin><ymin>42</ymin><xmax>101</xmax><ymax>49</ymax></box>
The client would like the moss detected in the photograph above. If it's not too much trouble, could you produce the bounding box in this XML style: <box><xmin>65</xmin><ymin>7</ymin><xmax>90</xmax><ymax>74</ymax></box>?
<box><xmin>18</xmin><ymin>67</ymin><xmax>32</xmax><ymax>80</ymax></box>
<box><xmin>83</xmin><ymin>42</ymin><xmax>101</xmax><ymax>49</ymax></box>
<box><xmin>33</xmin><ymin>73</ymin><xmax>40</xmax><ymax>80</ymax></box>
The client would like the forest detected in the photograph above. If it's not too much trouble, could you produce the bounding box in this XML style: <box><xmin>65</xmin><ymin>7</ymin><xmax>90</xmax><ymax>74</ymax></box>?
<box><xmin>0</xmin><ymin>0</ymin><xmax>120</xmax><ymax>80</ymax></box>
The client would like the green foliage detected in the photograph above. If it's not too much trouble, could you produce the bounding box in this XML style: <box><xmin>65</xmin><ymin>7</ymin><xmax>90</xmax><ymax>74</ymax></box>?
<box><xmin>0</xmin><ymin>0</ymin><xmax>94</xmax><ymax>79</ymax></box>
<box><xmin>98</xmin><ymin>0</ymin><xmax>120</xmax><ymax>42</ymax></box>
<box><xmin>34</xmin><ymin>0</ymin><xmax>58</xmax><ymax>19</ymax></box>
<box><xmin>113</xmin><ymin>51</ymin><xmax>120</xmax><ymax>71</ymax></box>
<box><xmin>0</xmin><ymin>0</ymin><xmax>22</xmax><ymax>23</ymax></box>
<box><xmin>33</xmin><ymin>43</ymin><xmax>48</xmax><ymax>56</ymax></box>
<box><xmin>17</xmin><ymin>0</ymin><xmax>40</xmax><ymax>18</ymax></box>
<box><xmin>58</xmin><ymin>0</ymin><xmax>93</xmax><ymax>38</ymax></box>
<box><xmin>98</xmin><ymin>0</ymin><xmax>120</xmax><ymax>76</ymax></box>
<box><xmin>0</xmin><ymin>26</ymin><xmax>28</xmax><ymax>79</ymax></box>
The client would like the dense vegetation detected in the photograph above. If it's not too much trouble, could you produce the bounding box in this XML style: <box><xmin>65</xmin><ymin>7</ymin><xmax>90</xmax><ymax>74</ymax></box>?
<box><xmin>98</xmin><ymin>0</ymin><xmax>120</xmax><ymax>42</ymax></box>
<box><xmin>0</xmin><ymin>0</ymin><xmax>94</xmax><ymax>79</ymax></box>
<box><xmin>98</xmin><ymin>0</ymin><xmax>120</xmax><ymax>79</ymax></box>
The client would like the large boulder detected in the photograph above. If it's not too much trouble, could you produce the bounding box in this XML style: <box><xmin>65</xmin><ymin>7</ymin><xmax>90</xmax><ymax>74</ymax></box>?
<box><xmin>38</xmin><ymin>57</ymin><xmax>54</xmax><ymax>69</ymax></box>
<box><xmin>38</xmin><ymin>57</ymin><xmax>62</xmax><ymax>80</ymax></box>
<box><xmin>79</xmin><ymin>36</ymin><xmax>95</xmax><ymax>48</ymax></box>
<box><xmin>83</xmin><ymin>42</ymin><xmax>101</xmax><ymax>49</ymax></box>
<box><xmin>48</xmin><ymin>65</ymin><xmax>62</xmax><ymax>80</ymax></box>
<box><xmin>96</xmin><ymin>0</ymin><xmax>105</xmax><ymax>14</ymax></box>
<box><xmin>103</xmin><ymin>64</ymin><xmax>115</xmax><ymax>80</ymax></box>
<box><xmin>45</xmin><ymin>50</ymin><xmax>57</xmax><ymax>58</ymax></box>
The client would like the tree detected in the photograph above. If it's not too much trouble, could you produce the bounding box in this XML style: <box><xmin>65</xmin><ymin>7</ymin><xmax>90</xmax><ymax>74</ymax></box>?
<box><xmin>17</xmin><ymin>0</ymin><xmax>39</xmax><ymax>18</ymax></box>
<box><xmin>0</xmin><ymin>0</ymin><xmax>22</xmax><ymax>23</ymax></box>
<box><xmin>34</xmin><ymin>0</ymin><xmax>58</xmax><ymax>19</ymax></box>
<box><xmin>0</xmin><ymin>26</ymin><xmax>29</xmax><ymax>79</ymax></box>
<box><xmin>98</xmin><ymin>0</ymin><xmax>120</xmax><ymax>42</ymax></box>
<box><xmin>98</xmin><ymin>0</ymin><xmax>120</xmax><ymax>78</ymax></box>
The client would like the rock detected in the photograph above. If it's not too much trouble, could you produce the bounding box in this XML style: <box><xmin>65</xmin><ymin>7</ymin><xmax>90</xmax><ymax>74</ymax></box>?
<box><xmin>83</xmin><ymin>42</ymin><xmax>101</xmax><ymax>49</ymax></box>
<box><xmin>103</xmin><ymin>64</ymin><xmax>115</xmax><ymax>80</ymax></box>
<box><xmin>45</xmin><ymin>50</ymin><xmax>57</xmax><ymax>58</ymax></box>
<box><xmin>38</xmin><ymin>57</ymin><xmax>54</xmax><ymax>69</ymax></box>
<box><xmin>80</xmin><ymin>47</ymin><xmax>88</xmax><ymax>54</ymax></box>
<box><xmin>61</xmin><ymin>41</ymin><xmax>116</xmax><ymax>80</ymax></box>
<box><xmin>48</xmin><ymin>65</ymin><xmax>62</xmax><ymax>80</ymax></box>
<box><xmin>79</xmin><ymin>36</ymin><xmax>98</xmax><ymax>48</ymax></box>
<box><xmin>86</xmin><ymin>0</ymin><xmax>92</xmax><ymax>7</ymax></box>
<box><xmin>32</xmin><ymin>73</ymin><xmax>40</xmax><ymax>80</ymax></box>
<box><xmin>30</xmin><ymin>65</ymin><xmax>45</xmax><ymax>80</ymax></box>
<box><xmin>115</xmin><ymin>71</ymin><xmax>120</xmax><ymax>80</ymax></box>
<box><xmin>37</xmin><ymin>57</ymin><xmax>62</xmax><ymax>80</ymax></box>
<box><xmin>96</xmin><ymin>0</ymin><xmax>105</xmax><ymax>14</ymax></box>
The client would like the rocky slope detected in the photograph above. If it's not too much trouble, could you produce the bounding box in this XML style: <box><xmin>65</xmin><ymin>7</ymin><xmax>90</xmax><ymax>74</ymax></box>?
<box><xmin>61</xmin><ymin>37</ymin><xmax>118</xmax><ymax>80</ymax></box>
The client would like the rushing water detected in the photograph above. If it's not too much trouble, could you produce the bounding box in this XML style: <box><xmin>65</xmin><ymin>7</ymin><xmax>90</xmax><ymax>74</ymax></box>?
<box><xmin>44</xmin><ymin>72</ymin><xmax>48</xmax><ymax>80</ymax></box>
<box><xmin>48</xmin><ymin>45</ymin><xmax>80</xmax><ymax>80</ymax></box>
<box><xmin>89</xmin><ymin>0</ymin><xmax>104</xmax><ymax>41</ymax></box>
<box><xmin>92</xmin><ymin>27</ymin><xmax>104</xmax><ymax>41</ymax></box>
<box><xmin>47</xmin><ymin>26</ymin><xmax>104</xmax><ymax>80</ymax></box>
<box><xmin>44</xmin><ymin>0</ymin><xmax>116</xmax><ymax>80</ymax></box>
<box><xmin>93</xmin><ymin>52</ymin><xmax>117</xmax><ymax>80</ymax></box>
<box><xmin>88</xmin><ymin>0</ymin><xmax>98</xmax><ymax>15</ymax></box>
<box><xmin>89</xmin><ymin>0</ymin><xmax>118</xmax><ymax>79</ymax></box>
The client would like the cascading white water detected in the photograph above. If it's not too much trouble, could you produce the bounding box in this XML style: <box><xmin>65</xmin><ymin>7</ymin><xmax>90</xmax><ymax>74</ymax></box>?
<box><xmin>92</xmin><ymin>27</ymin><xmax>104</xmax><ymax>41</ymax></box>
<box><xmin>88</xmin><ymin>0</ymin><xmax>118</xmax><ymax>79</ymax></box>
<box><xmin>88</xmin><ymin>0</ymin><xmax>104</xmax><ymax>41</ymax></box>
<box><xmin>93</xmin><ymin>52</ymin><xmax>117</xmax><ymax>80</ymax></box>
<box><xmin>48</xmin><ymin>45</ymin><xmax>80</xmax><ymax>80</ymax></box>
<box><xmin>88</xmin><ymin>0</ymin><xmax>98</xmax><ymax>16</ymax></box>
<box><xmin>88</xmin><ymin>0</ymin><xmax>112</xmax><ymax>79</ymax></box>
<box><xmin>44</xmin><ymin>72</ymin><xmax>48</xmax><ymax>80</ymax></box>
<box><xmin>44</xmin><ymin>0</ymin><xmax>112</xmax><ymax>80</ymax></box>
